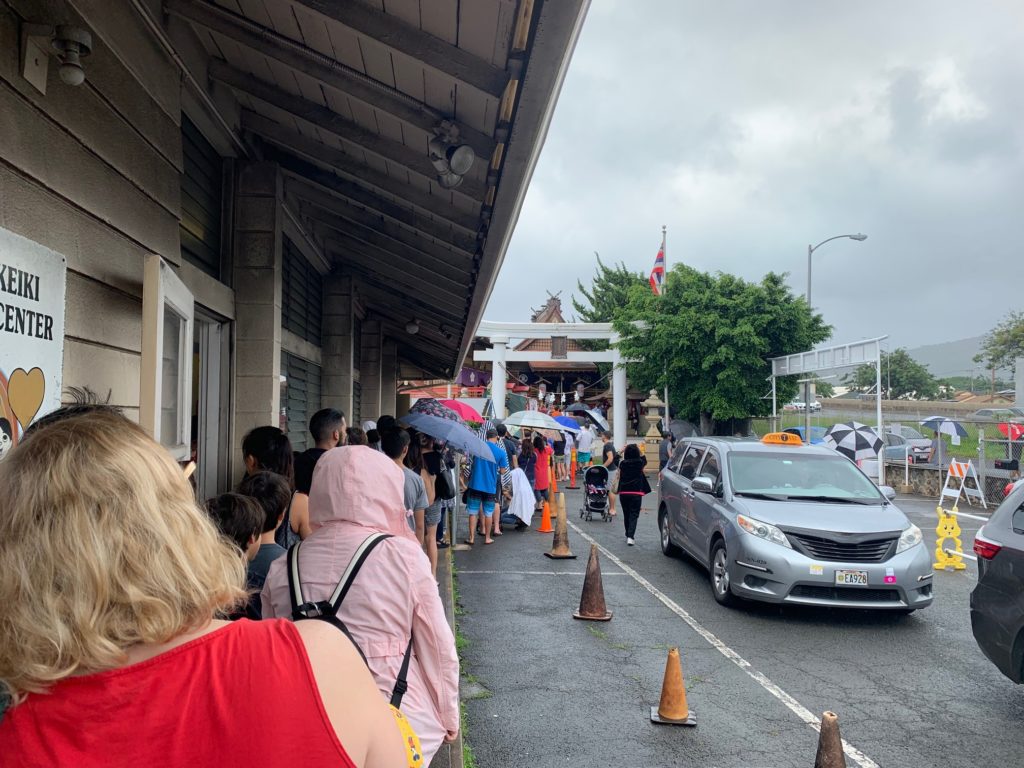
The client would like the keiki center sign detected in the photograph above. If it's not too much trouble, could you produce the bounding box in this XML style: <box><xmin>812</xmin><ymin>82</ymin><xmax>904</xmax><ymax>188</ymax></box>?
<box><xmin>0</xmin><ymin>227</ymin><xmax>67</xmax><ymax>459</ymax></box>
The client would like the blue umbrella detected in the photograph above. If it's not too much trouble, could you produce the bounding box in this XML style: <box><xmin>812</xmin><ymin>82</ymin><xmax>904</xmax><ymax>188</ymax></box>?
<box><xmin>554</xmin><ymin>415</ymin><xmax>581</xmax><ymax>431</ymax></box>
<box><xmin>399</xmin><ymin>412</ymin><xmax>496</xmax><ymax>462</ymax></box>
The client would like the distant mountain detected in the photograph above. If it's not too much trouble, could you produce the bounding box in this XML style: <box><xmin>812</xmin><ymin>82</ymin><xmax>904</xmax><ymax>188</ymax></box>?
<box><xmin>905</xmin><ymin>336</ymin><xmax>1008</xmax><ymax>379</ymax></box>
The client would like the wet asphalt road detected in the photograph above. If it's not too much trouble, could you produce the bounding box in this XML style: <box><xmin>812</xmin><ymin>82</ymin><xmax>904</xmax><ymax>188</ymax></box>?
<box><xmin>454</xmin><ymin>489</ymin><xmax>1024</xmax><ymax>768</ymax></box>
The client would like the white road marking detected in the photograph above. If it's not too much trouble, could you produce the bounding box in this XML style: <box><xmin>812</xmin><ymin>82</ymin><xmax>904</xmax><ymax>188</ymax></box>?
<box><xmin>457</xmin><ymin>570</ymin><xmax>628</xmax><ymax>576</ymax></box>
<box><xmin>568</xmin><ymin>520</ymin><xmax>880</xmax><ymax>768</ymax></box>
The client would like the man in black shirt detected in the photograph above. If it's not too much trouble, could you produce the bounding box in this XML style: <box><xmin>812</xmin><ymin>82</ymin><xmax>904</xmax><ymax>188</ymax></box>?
<box><xmin>293</xmin><ymin>408</ymin><xmax>346</xmax><ymax>494</ymax></box>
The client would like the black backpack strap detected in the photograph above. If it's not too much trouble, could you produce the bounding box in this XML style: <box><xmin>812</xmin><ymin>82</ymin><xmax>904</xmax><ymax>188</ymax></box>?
<box><xmin>390</xmin><ymin>636</ymin><xmax>414</xmax><ymax>709</ymax></box>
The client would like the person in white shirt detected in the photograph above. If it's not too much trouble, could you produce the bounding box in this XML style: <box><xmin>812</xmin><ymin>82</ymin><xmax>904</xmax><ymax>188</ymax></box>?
<box><xmin>576</xmin><ymin>425</ymin><xmax>595</xmax><ymax>467</ymax></box>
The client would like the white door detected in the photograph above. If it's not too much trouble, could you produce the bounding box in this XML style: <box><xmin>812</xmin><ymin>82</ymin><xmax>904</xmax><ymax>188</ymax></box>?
<box><xmin>140</xmin><ymin>255</ymin><xmax>194</xmax><ymax>461</ymax></box>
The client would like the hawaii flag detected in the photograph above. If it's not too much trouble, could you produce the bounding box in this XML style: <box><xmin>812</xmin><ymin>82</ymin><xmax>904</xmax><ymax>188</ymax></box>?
<box><xmin>649</xmin><ymin>236</ymin><xmax>666</xmax><ymax>296</ymax></box>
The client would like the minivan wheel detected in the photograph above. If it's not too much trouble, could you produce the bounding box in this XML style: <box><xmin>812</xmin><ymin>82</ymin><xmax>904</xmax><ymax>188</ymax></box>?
<box><xmin>710</xmin><ymin>539</ymin><xmax>737</xmax><ymax>607</ymax></box>
<box><xmin>659</xmin><ymin>509</ymin><xmax>681</xmax><ymax>557</ymax></box>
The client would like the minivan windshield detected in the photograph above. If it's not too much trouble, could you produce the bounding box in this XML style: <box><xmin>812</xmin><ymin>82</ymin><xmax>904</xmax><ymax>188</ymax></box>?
<box><xmin>728</xmin><ymin>451</ymin><xmax>884</xmax><ymax>503</ymax></box>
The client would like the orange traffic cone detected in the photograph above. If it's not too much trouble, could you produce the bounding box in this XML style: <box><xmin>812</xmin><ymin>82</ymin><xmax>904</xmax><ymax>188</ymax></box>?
<box><xmin>649</xmin><ymin>647</ymin><xmax>696</xmax><ymax>726</ymax></box>
<box><xmin>544</xmin><ymin>493</ymin><xmax>576</xmax><ymax>559</ymax></box>
<box><xmin>567</xmin><ymin>450</ymin><xmax>579</xmax><ymax>489</ymax></box>
<box><xmin>550</xmin><ymin>460</ymin><xmax>559</xmax><ymax>495</ymax></box>
<box><xmin>573</xmin><ymin>544</ymin><xmax>612</xmax><ymax>621</ymax></box>
<box><xmin>536</xmin><ymin>500</ymin><xmax>554</xmax><ymax>533</ymax></box>
<box><xmin>814</xmin><ymin>711</ymin><xmax>847</xmax><ymax>768</ymax></box>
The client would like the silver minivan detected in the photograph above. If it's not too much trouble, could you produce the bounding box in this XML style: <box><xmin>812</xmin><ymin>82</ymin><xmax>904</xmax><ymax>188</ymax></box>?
<box><xmin>657</xmin><ymin>435</ymin><xmax>934</xmax><ymax>611</ymax></box>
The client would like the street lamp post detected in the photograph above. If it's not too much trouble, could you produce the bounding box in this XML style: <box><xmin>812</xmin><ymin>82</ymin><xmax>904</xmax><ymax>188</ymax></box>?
<box><xmin>805</xmin><ymin>233</ymin><xmax>868</xmax><ymax>439</ymax></box>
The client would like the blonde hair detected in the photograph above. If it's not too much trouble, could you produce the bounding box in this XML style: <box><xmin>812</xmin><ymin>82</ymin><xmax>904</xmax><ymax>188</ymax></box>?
<box><xmin>0</xmin><ymin>409</ymin><xmax>247</xmax><ymax>703</ymax></box>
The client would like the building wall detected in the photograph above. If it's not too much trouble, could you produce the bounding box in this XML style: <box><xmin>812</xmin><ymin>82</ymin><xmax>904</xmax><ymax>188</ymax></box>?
<box><xmin>0</xmin><ymin>0</ymin><xmax>186</xmax><ymax>422</ymax></box>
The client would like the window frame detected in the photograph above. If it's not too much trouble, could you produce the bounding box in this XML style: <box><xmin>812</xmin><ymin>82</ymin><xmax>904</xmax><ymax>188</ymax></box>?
<box><xmin>140</xmin><ymin>255</ymin><xmax>194</xmax><ymax>460</ymax></box>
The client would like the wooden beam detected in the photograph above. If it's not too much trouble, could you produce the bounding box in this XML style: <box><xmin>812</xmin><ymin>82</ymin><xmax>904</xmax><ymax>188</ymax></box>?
<box><xmin>324</xmin><ymin>238</ymin><xmax>468</xmax><ymax>307</ymax></box>
<box><xmin>328</xmin><ymin>229</ymin><xmax>468</xmax><ymax>294</ymax></box>
<box><xmin>164</xmin><ymin>0</ymin><xmax>496</xmax><ymax>158</ymax></box>
<box><xmin>299</xmin><ymin>202</ymin><xmax>469</xmax><ymax>282</ymax></box>
<box><xmin>279</xmin><ymin>163</ymin><xmax>477</xmax><ymax>253</ymax></box>
<box><xmin>289</xmin><ymin>0</ymin><xmax>508</xmax><ymax>99</ymax></box>
<box><xmin>243</xmin><ymin>111</ymin><xmax>481</xmax><ymax>232</ymax></box>
<box><xmin>272</xmin><ymin>150</ymin><xmax>478</xmax><ymax>250</ymax></box>
<box><xmin>344</xmin><ymin>268</ymin><xmax>466</xmax><ymax>326</ymax></box>
<box><xmin>209</xmin><ymin>60</ymin><xmax>487</xmax><ymax>201</ymax></box>
<box><xmin>289</xmin><ymin>180</ymin><xmax>474</xmax><ymax>264</ymax></box>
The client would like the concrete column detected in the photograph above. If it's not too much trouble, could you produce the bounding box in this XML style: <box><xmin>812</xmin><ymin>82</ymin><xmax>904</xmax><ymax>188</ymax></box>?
<box><xmin>612</xmin><ymin>356</ymin><xmax>627</xmax><ymax>446</ymax></box>
<box><xmin>232</xmin><ymin>161</ymin><xmax>283</xmax><ymax>480</ymax></box>
<box><xmin>380</xmin><ymin>338</ymin><xmax>399</xmax><ymax>418</ymax></box>
<box><xmin>491</xmin><ymin>336</ymin><xmax>508</xmax><ymax>418</ymax></box>
<box><xmin>322</xmin><ymin>274</ymin><xmax>355</xmax><ymax>420</ymax></box>
<box><xmin>360</xmin><ymin>319</ymin><xmax>383</xmax><ymax>421</ymax></box>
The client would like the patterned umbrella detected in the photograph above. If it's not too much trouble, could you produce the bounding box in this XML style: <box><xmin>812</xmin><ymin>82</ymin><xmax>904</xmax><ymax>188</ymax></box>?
<box><xmin>919</xmin><ymin>416</ymin><xmax>968</xmax><ymax>438</ymax></box>
<box><xmin>823</xmin><ymin>421</ymin><xmax>883</xmax><ymax>462</ymax></box>
<box><xmin>409</xmin><ymin>397</ymin><xmax>460</xmax><ymax>422</ymax></box>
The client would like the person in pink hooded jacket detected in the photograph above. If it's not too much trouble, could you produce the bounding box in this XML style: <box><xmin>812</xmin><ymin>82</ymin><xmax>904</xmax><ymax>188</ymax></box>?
<box><xmin>261</xmin><ymin>446</ymin><xmax>460</xmax><ymax>761</ymax></box>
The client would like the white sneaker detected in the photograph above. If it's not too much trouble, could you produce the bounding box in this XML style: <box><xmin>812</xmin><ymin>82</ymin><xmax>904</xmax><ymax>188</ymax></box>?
<box><xmin>626</xmin><ymin>537</ymin><xmax>635</xmax><ymax>546</ymax></box>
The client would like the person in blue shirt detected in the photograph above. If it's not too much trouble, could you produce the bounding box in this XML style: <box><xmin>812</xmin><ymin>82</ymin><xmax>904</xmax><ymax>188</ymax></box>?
<box><xmin>462</xmin><ymin>427</ymin><xmax>509</xmax><ymax>545</ymax></box>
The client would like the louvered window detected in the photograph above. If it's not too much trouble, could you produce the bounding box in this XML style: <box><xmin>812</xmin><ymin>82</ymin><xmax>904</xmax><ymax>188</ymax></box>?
<box><xmin>179</xmin><ymin>115</ymin><xmax>224</xmax><ymax>278</ymax></box>
<box><xmin>282</xmin><ymin>238</ymin><xmax>323</xmax><ymax>346</ymax></box>
<box><xmin>280</xmin><ymin>352</ymin><xmax>322</xmax><ymax>452</ymax></box>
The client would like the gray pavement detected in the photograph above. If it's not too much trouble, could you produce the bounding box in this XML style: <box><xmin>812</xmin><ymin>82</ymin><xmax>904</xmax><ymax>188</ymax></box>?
<box><xmin>455</xmin><ymin>488</ymin><xmax>1024</xmax><ymax>768</ymax></box>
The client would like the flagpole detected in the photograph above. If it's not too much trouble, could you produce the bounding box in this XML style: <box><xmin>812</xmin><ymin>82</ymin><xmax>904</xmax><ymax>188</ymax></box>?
<box><xmin>661</xmin><ymin>225</ymin><xmax>669</xmax><ymax>433</ymax></box>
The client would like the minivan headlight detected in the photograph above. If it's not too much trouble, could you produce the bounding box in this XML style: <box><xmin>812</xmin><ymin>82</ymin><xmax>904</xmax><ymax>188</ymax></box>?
<box><xmin>896</xmin><ymin>524</ymin><xmax>922</xmax><ymax>554</ymax></box>
<box><xmin>737</xmin><ymin>514</ymin><xmax>792</xmax><ymax>549</ymax></box>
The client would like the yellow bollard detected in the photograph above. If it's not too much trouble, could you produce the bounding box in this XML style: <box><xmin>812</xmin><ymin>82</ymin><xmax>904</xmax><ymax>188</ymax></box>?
<box><xmin>933</xmin><ymin>506</ymin><xmax>967</xmax><ymax>571</ymax></box>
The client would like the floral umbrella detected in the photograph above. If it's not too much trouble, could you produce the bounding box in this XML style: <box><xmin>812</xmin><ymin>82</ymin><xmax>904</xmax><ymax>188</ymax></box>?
<box><xmin>409</xmin><ymin>397</ymin><xmax>460</xmax><ymax>422</ymax></box>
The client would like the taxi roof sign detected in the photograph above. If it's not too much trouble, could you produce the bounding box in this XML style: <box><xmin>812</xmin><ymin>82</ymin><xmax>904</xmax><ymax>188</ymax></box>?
<box><xmin>762</xmin><ymin>432</ymin><xmax>802</xmax><ymax>446</ymax></box>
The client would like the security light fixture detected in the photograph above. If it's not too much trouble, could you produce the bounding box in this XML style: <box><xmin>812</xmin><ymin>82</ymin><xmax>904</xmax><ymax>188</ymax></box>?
<box><xmin>429</xmin><ymin>120</ymin><xmax>474</xmax><ymax>189</ymax></box>
<box><xmin>52</xmin><ymin>26</ymin><xmax>92</xmax><ymax>86</ymax></box>
<box><xmin>20</xmin><ymin>22</ymin><xmax>91</xmax><ymax>93</ymax></box>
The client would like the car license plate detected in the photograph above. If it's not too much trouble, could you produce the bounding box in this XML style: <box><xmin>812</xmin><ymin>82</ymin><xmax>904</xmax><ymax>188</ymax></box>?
<box><xmin>835</xmin><ymin>570</ymin><xmax>868</xmax><ymax>586</ymax></box>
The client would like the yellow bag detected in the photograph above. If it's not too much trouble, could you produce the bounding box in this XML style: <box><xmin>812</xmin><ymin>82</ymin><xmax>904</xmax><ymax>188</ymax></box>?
<box><xmin>391</xmin><ymin>706</ymin><xmax>424</xmax><ymax>767</ymax></box>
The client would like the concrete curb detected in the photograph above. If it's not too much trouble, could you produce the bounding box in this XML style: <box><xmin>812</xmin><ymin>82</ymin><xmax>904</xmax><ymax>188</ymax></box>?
<box><xmin>428</xmin><ymin>541</ymin><xmax>463</xmax><ymax>768</ymax></box>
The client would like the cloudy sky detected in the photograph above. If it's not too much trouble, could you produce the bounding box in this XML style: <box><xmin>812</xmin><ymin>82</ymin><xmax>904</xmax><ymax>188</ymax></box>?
<box><xmin>484</xmin><ymin>0</ymin><xmax>1024</xmax><ymax>368</ymax></box>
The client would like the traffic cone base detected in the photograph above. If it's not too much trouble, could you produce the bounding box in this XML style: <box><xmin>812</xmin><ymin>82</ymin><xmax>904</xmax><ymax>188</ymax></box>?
<box><xmin>649</xmin><ymin>706</ymin><xmax>696</xmax><ymax>726</ymax></box>
<box><xmin>814</xmin><ymin>711</ymin><xmax>847</xmax><ymax>768</ymax></box>
<box><xmin>545</xmin><ymin>493</ymin><xmax>577</xmax><ymax>559</ymax></box>
<box><xmin>649</xmin><ymin>647</ymin><xmax>696</xmax><ymax>727</ymax></box>
<box><xmin>535</xmin><ymin>501</ymin><xmax>553</xmax><ymax>533</ymax></box>
<box><xmin>573</xmin><ymin>544</ymin><xmax>612</xmax><ymax>620</ymax></box>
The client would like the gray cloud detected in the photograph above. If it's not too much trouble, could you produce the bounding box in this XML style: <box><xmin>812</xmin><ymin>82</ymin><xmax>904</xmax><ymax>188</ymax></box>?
<box><xmin>485</xmin><ymin>0</ymin><xmax>1024</xmax><ymax>365</ymax></box>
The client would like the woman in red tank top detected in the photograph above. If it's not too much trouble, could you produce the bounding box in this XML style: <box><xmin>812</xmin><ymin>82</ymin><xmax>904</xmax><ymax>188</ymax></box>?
<box><xmin>0</xmin><ymin>407</ymin><xmax>404</xmax><ymax>768</ymax></box>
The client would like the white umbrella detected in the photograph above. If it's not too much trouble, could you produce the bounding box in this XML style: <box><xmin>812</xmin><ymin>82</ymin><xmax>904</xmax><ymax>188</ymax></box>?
<box><xmin>503</xmin><ymin>410</ymin><xmax>580</xmax><ymax>434</ymax></box>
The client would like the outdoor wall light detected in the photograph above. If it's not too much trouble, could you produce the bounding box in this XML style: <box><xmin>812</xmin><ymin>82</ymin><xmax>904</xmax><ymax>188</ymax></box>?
<box><xmin>429</xmin><ymin>120</ymin><xmax>474</xmax><ymax>189</ymax></box>
<box><xmin>405</xmin><ymin>320</ymin><xmax>420</xmax><ymax>335</ymax></box>
<box><xmin>20</xmin><ymin>22</ymin><xmax>92</xmax><ymax>93</ymax></box>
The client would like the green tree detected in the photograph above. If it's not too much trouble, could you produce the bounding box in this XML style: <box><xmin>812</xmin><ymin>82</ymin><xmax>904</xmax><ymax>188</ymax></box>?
<box><xmin>614</xmin><ymin>265</ymin><xmax>830</xmax><ymax>435</ymax></box>
<box><xmin>808</xmin><ymin>375</ymin><xmax>835</xmax><ymax>399</ymax></box>
<box><xmin>844</xmin><ymin>348</ymin><xmax>938</xmax><ymax>400</ymax></box>
<box><xmin>975</xmin><ymin>311</ymin><xmax>1024</xmax><ymax>375</ymax></box>
<box><xmin>571</xmin><ymin>254</ymin><xmax>646</xmax><ymax>322</ymax></box>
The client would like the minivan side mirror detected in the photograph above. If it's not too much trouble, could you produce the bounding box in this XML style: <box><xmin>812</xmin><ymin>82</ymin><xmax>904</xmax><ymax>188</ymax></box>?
<box><xmin>692</xmin><ymin>476</ymin><xmax>715</xmax><ymax>494</ymax></box>
<box><xmin>879</xmin><ymin>485</ymin><xmax>897</xmax><ymax>501</ymax></box>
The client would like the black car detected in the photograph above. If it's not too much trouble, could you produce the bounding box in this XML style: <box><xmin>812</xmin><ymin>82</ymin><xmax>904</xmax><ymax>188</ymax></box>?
<box><xmin>970</xmin><ymin>483</ymin><xmax>1024</xmax><ymax>683</ymax></box>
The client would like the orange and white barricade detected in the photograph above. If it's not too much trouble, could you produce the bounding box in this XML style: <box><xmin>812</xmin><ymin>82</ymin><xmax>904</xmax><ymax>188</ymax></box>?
<box><xmin>940</xmin><ymin>459</ymin><xmax>987</xmax><ymax>509</ymax></box>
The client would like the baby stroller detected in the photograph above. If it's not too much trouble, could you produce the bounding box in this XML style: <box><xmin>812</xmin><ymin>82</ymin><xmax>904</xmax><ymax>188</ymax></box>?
<box><xmin>580</xmin><ymin>465</ymin><xmax>611</xmax><ymax>522</ymax></box>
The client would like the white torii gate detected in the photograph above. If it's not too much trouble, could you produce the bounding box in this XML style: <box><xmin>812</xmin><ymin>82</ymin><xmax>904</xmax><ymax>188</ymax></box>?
<box><xmin>474</xmin><ymin>321</ymin><xmax>629</xmax><ymax>444</ymax></box>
